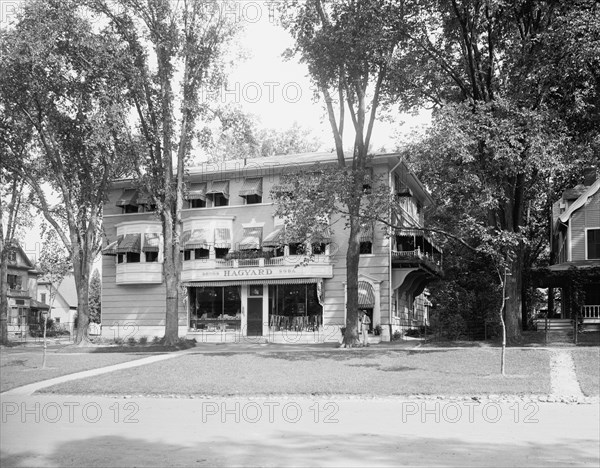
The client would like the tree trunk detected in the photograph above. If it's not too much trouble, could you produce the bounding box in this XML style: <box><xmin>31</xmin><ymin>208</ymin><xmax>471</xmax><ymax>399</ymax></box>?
<box><xmin>162</xmin><ymin>209</ymin><xmax>179</xmax><ymax>346</ymax></box>
<box><xmin>505</xmin><ymin>249</ymin><xmax>523</xmax><ymax>342</ymax></box>
<box><xmin>343</xmin><ymin>205</ymin><xmax>362</xmax><ymax>347</ymax></box>
<box><xmin>0</xmin><ymin>246</ymin><xmax>8</xmax><ymax>346</ymax></box>
<box><xmin>73</xmin><ymin>263</ymin><xmax>91</xmax><ymax>345</ymax></box>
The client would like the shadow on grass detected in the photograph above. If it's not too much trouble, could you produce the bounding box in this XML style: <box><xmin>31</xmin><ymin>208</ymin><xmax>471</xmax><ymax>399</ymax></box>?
<box><xmin>1</xmin><ymin>430</ymin><xmax>598</xmax><ymax>467</ymax></box>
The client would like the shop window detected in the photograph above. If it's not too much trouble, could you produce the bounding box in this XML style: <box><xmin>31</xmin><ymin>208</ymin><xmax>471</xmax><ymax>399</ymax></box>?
<box><xmin>145</xmin><ymin>251</ymin><xmax>159</xmax><ymax>263</ymax></box>
<box><xmin>268</xmin><ymin>284</ymin><xmax>323</xmax><ymax>332</ymax></box>
<box><xmin>587</xmin><ymin>229</ymin><xmax>600</xmax><ymax>259</ymax></box>
<box><xmin>194</xmin><ymin>248</ymin><xmax>210</xmax><ymax>260</ymax></box>
<box><xmin>190</xmin><ymin>199</ymin><xmax>206</xmax><ymax>208</ymax></box>
<box><xmin>215</xmin><ymin>248</ymin><xmax>229</xmax><ymax>259</ymax></box>
<box><xmin>289</xmin><ymin>243</ymin><xmax>306</xmax><ymax>255</ymax></box>
<box><xmin>126</xmin><ymin>252</ymin><xmax>140</xmax><ymax>263</ymax></box>
<box><xmin>184</xmin><ymin>250</ymin><xmax>192</xmax><ymax>261</ymax></box>
<box><xmin>245</xmin><ymin>194</ymin><xmax>262</xmax><ymax>204</ymax></box>
<box><xmin>213</xmin><ymin>193</ymin><xmax>228</xmax><ymax>207</ymax></box>
<box><xmin>360</xmin><ymin>241</ymin><xmax>373</xmax><ymax>254</ymax></box>
<box><xmin>189</xmin><ymin>286</ymin><xmax>241</xmax><ymax>331</ymax></box>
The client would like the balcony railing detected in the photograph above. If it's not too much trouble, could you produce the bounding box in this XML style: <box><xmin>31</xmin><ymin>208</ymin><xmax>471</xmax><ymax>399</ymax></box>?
<box><xmin>581</xmin><ymin>305</ymin><xmax>600</xmax><ymax>319</ymax></box>
<box><xmin>392</xmin><ymin>249</ymin><xmax>442</xmax><ymax>273</ymax></box>
<box><xmin>182</xmin><ymin>255</ymin><xmax>331</xmax><ymax>271</ymax></box>
<box><xmin>8</xmin><ymin>288</ymin><xmax>30</xmax><ymax>298</ymax></box>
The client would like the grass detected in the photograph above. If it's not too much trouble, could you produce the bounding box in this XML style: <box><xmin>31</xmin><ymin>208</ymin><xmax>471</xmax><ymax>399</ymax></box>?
<box><xmin>0</xmin><ymin>347</ymin><xmax>154</xmax><ymax>392</ymax></box>
<box><xmin>39</xmin><ymin>348</ymin><xmax>551</xmax><ymax>396</ymax></box>
<box><xmin>571</xmin><ymin>348</ymin><xmax>600</xmax><ymax>396</ymax></box>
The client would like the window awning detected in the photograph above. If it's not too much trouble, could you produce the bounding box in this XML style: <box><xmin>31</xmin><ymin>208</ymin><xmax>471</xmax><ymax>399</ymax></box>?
<box><xmin>215</xmin><ymin>228</ymin><xmax>231</xmax><ymax>249</ymax></box>
<box><xmin>186</xmin><ymin>228</ymin><xmax>210</xmax><ymax>250</ymax></box>
<box><xmin>358</xmin><ymin>281</ymin><xmax>375</xmax><ymax>308</ymax></box>
<box><xmin>183</xmin><ymin>278</ymin><xmax>320</xmax><ymax>287</ymax></box>
<box><xmin>186</xmin><ymin>182</ymin><xmax>207</xmax><ymax>201</ymax></box>
<box><xmin>143</xmin><ymin>233</ymin><xmax>160</xmax><ymax>252</ymax></box>
<box><xmin>311</xmin><ymin>227</ymin><xmax>332</xmax><ymax>244</ymax></box>
<box><xmin>206</xmin><ymin>180</ymin><xmax>229</xmax><ymax>199</ymax></box>
<box><xmin>116</xmin><ymin>190</ymin><xmax>138</xmax><ymax>207</ymax></box>
<box><xmin>360</xmin><ymin>223</ymin><xmax>373</xmax><ymax>242</ymax></box>
<box><xmin>240</xmin><ymin>227</ymin><xmax>262</xmax><ymax>250</ymax></box>
<box><xmin>102</xmin><ymin>238</ymin><xmax>120</xmax><ymax>256</ymax></box>
<box><xmin>239</xmin><ymin>177</ymin><xmax>263</xmax><ymax>197</ymax></box>
<box><xmin>262</xmin><ymin>228</ymin><xmax>284</xmax><ymax>248</ymax></box>
<box><xmin>117</xmin><ymin>234</ymin><xmax>141</xmax><ymax>253</ymax></box>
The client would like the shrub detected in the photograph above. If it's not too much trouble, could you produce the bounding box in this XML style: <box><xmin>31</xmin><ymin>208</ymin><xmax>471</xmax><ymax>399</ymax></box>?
<box><xmin>138</xmin><ymin>336</ymin><xmax>148</xmax><ymax>345</ymax></box>
<box><xmin>127</xmin><ymin>337</ymin><xmax>137</xmax><ymax>346</ymax></box>
<box><xmin>152</xmin><ymin>336</ymin><xmax>161</xmax><ymax>344</ymax></box>
<box><xmin>392</xmin><ymin>330</ymin><xmax>403</xmax><ymax>341</ymax></box>
<box><xmin>113</xmin><ymin>337</ymin><xmax>124</xmax><ymax>345</ymax></box>
<box><xmin>374</xmin><ymin>325</ymin><xmax>382</xmax><ymax>336</ymax></box>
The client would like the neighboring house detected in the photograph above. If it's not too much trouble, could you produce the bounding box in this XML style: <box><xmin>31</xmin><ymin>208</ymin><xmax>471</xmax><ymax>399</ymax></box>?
<box><xmin>101</xmin><ymin>152</ymin><xmax>442</xmax><ymax>343</ymax></box>
<box><xmin>38</xmin><ymin>274</ymin><xmax>78</xmax><ymax>331</ymax></box>
<box><xmin>533</xmin><ymin>168</ymin><xmax>600</xmax><ymax>330</ymax></box>
<box><xmin>5</xmin><ymin>244</ymin><xmax>49</xmax><ymax>337</ymax></box>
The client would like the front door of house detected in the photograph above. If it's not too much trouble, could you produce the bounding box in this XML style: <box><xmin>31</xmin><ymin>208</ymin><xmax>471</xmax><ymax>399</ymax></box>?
<box><xmin>247</xmin><ymin>285</ymin><xmax>263</xmax><ymax>336</ymax></box>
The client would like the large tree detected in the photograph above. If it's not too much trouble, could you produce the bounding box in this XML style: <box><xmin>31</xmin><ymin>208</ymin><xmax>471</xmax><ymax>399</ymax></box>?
<box><xmin>0</xmin><ymin>0</ymin><xmax>134</xmax><ymax>344</ymax></box>
<box><xmin>90</xmin><ymin>0</ymin><xmax>238</xmax><ymax>344</ymax></box>
<box><xmin>396</xmin><ymin>0</ymin><xmax>600</xmax><ymax>340</ymax></box>
<box><xmin>280</xmin><ymin>0</ymin><xmax>413</xmax><ymax>346</ymax></box>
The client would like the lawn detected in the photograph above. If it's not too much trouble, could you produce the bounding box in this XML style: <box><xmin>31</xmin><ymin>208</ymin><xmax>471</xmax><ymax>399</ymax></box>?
<box><xmin>0</xmin><ymin>347</ymin><xmax>155</xmax><ymax>392</ymax></box>
<box><xmin>571</xmin><ymin>348</ymin><xmax>600</xmax><ymax>396</ymax></box>
<box><xmin>39</xmin><ymin>348</ymin><xmax>551</xmax><ymax>396</ymax></box>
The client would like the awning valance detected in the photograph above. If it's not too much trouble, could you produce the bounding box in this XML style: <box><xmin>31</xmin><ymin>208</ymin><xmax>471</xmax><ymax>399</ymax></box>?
<box><xmin>116</xmin><ymin>190</ymin><xmax>138</xmax><ymax>207</ymax></box>
<box><xmin>183</xmin><ymin>278</ymin><xmax>320</xmax><ymax>288</ymax></box>
<box><xmin>136</xmin><ymin>191</ymin><xmax>152</xmax><ymax>205</ymax></box>
<box><xmin>143</xmin><ymin>233</ymin><xmax>160</xmax><ymax>252</ymax></box>
<box><xmin>206</xmin><ymin>180</ymin><xmax>229</xmax><ymax>199</ymax></box>
<box><xmin>239</xmin><ymin>227</ymin><xmax>262</xmax><ymax>250</ymax></box>
<box><xmin>117</xmin><ymin>234</ymin><xmax>141</xmax><ymax>253</ymax></box>
<box><xmin>186</xmin><ymin>228</ymin><xmax>210</xmax><ymax>250</ymax></box>
<box><xmin>358</xmin><ymin>281</ymin><xmax>375</xmax><ymax>308</ymax></box>
<box><xmin>215</xmin><ymin>228</ymin><xmax>231</xmax><ymax>249</ymax></box>
<box><xmin>239</xmin><ymin>177</ymin><xmax>263</xmax><ymax>197</ymax></box>
<box><xmin>103</xmin><ymin>238</ymin><xmax>120</xmax><ymax>256</ymax></box>
<box><xmin>186</xmin><ymin>182</ymin><xmax>208</xmax><ymax>201</ymax></box>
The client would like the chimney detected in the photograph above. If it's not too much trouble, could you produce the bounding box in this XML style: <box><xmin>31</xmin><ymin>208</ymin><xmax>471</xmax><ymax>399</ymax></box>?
<box><xmin>583</xmin><ymin>166</ymin><xmax>597</xmax><ymax>186</ymax></box>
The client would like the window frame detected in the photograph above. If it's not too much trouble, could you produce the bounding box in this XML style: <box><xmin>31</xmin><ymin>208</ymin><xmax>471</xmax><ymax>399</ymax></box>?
<box><xmin>586</xmin><ymin>227</ymin><xmax>600</xmax><ymax>260</ymax></box>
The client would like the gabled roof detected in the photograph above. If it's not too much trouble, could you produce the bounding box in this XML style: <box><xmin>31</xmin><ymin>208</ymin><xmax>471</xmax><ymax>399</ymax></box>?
<box><xmin>557</xmin><ymin>179</ymin><xmax>600</xmax><ymax>226</ymax></box>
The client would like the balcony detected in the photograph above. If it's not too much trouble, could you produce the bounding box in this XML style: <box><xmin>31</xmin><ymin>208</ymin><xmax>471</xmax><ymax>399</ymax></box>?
<box><xmin>8</xmin><ymin>288</ymin><xmax>30</xmax><ymax>298</ymax></box>
<box><xmin>116</xmin><ymin>263</ymin><xmax>163</xmax><ymax>284</ymax></box>
<box><xmin>392</xmin><ymin>249</ymin><xmax>443</xmax><ymax>276</ymax></box>
<box><xmin>181</xmin><ymin>255</ymin><xmax>334</xmax><ymax>283</ymax></box>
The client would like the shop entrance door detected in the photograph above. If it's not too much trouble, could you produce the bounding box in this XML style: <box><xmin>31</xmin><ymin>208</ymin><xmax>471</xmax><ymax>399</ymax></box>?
<box><xmin>247</xmin><ymin>285</ymin><xmax>263</xmax><ymax>336</ymax></box>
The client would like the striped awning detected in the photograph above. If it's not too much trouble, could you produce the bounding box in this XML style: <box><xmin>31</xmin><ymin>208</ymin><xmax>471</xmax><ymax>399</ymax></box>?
<box><xmin>396</xmin><ymin>228</ymin><xmax>423</xmax><ymax>237</ymax></box>
<box><xmin>186</xmin><ymin>228</ymin><xmax>210</xmax><ymax>249</ymax></box>
<box><xmin>239</xmin><ymin>227</ymin><xmax>262</xmax><ymax>250</ymax></box>
<box><xmin>143</xmin><ymin>233</ymin><xmax>160</xmax><ymax>252</ymax></box>
<box><xmin>116</xmin><ymin>189</ymin><xmax>138</xmax><ymax>207</ymax></box>
<box><xmin>262</xmin><ymin>227</ymin><xmax>284</xmax><ymax>248</ymax></box>
<box><xmin>117</xmin><ymin>234</ymin><xmax>141</xmax><ymax>253</ymax></box>
<box><xmin>183</xmin><ymin>278</ymin><xmax>320</xmax><ymax>287</ymax></box>
<box><xmin>360</xmin><ymin>222</ymin><xmax>373</xmax><ymax>242</ymax></box>
<box><xmin>206</xmin><ymin>180</ymin><xmax>229</xmax><ymax>199</ymax></box>
<box><xmin>358</xmin><ymin>281</ymin><xmax>375</xmax><ymax>307</ymax></box>
<box><xmin>311</xmin><ymin>227</ymin><xmax>332</xmax><ymax>244</ymax></box>
<box><xmin>186</xmin><ymin>182</ymin><xmax>207</xmax><ymax>200</ymax></box>
<box><xmin>214</xmin><ymin>228</ymin><xmax>231</xmax><ymax>248</ymax></box>
<box><xmin>239</xmin><ymin>177</ymin><xmax>263</xmax><ymax>197</ymax></box>
<box><xmin>102</xmin><ymin>238</ymin><xmax>120</xmax><ymax>255</ymax></box>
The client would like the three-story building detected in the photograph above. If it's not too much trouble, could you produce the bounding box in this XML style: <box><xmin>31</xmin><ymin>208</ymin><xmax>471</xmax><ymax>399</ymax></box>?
<box><xmin>101</xmin><ymin>152</ymin><xmax>442</xmax><ymax>342</ymax></box>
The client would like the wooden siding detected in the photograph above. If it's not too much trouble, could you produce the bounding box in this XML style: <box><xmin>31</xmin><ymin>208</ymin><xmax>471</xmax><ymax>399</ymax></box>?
<box><xmin>570</xmin><ymin>190</ymin><xmax>600</xmax><ymax>261</ymax></box>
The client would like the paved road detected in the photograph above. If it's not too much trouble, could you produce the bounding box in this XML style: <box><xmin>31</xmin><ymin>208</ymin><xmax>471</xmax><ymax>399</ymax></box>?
<box><xmin>1</xmin><ymin>394</ymin><xmax>599</xmax><ymax>467</ymax></box>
